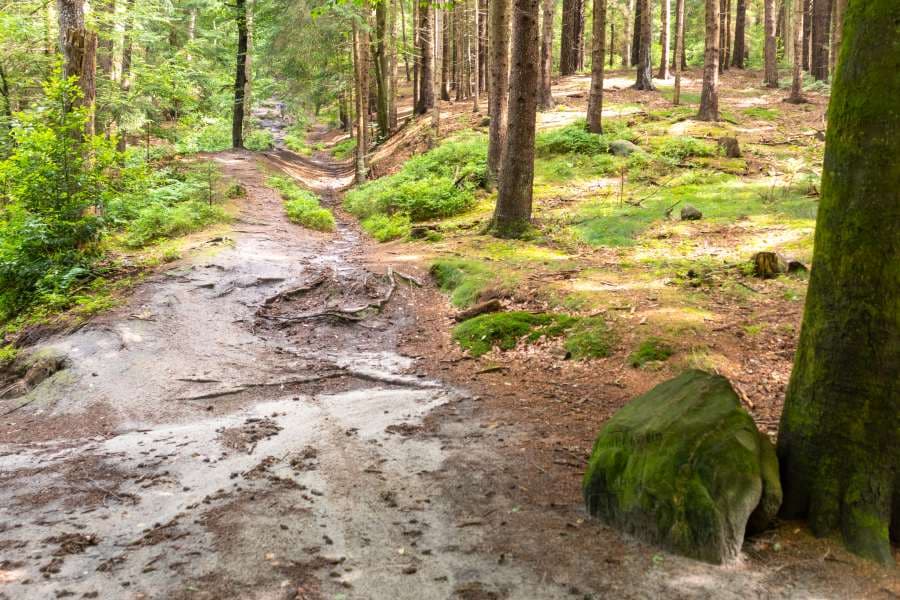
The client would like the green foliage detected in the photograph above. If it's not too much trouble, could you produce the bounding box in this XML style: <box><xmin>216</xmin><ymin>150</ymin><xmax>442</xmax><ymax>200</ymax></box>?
<box><xmin>344</xmin><ymin>134</ymin><xmax>485</xmax><ymax>228</ymax></box>
<box><xmin>655</xmin><ymin>137</ymin><xmax>717</xmax><ymax>162</ymax></box>
<box><xmin>244</xmin><ymin>129</ymin><xmax>275</xmax><ymax>151</ymax></box>
<box><xmin>268</xmin><ymin>176</ymin><xmax>335</xmax><ymax>232</ymax></box>
<box><xmin>125</xmin><ymin>200</ymin><xmax>229</xmax><ymax>247</ymax></box>
<box><xmin>361</xmin><ymin>213</ymin><xmax>410</xmax><ymax>241</ymax></box>
<box><xmin>331</xmin><ymin>138</ymin><xmax>356</xmax><ymax>159</ymax></box>
<box><xmin>453</xmin><ymin>312</ymin><xmax>577</xmax><ymax>357</ymax></box>
<box><xmin>174</xmin><ymin>118</ymin><xmax>232</xmax><ymax>154</ymax></box>
<box><xmin>0</xmin><ymin>344</ymin><xmax>17</xmax><ymax>365</ymax></box>
<box><xmin>629</xmin><ymin>337</ymin><xmax>675</xmax><ymax>367</ymax></box>
<box><xmin>742</xmin><ymin>107</ymin><xmax>780</xmax><ymax>121</ymax></box>
<box><xmin>0</xmin><ymin>76</ymin><xmax>117</xmax><ymax>316</ymax></box>
<box><xmin>285</xmin><ymin>134</ymin><xmax>312</xmax><ymax>155</ymax></box>
<box><xmin>536</xmin><ymin>121</ymin><xmax>609</xmax><ymax>156</ymax></box>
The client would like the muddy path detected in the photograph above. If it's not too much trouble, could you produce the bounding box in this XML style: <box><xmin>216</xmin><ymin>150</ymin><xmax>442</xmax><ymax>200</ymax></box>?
<box><xmin>1</xmin><ymin>108</ymin><xmax>893</xmax><ymax>599</ymax></box>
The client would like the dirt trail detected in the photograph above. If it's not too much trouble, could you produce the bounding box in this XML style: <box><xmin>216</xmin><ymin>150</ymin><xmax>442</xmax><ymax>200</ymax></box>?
<box><xmin>1</xmin><ymin>108</ymin><xmax>894</xmax><ymax>600</ymax></box>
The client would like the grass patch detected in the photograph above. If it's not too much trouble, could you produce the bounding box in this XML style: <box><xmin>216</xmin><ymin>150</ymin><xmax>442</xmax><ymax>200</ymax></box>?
<box><xmin>536</xmin><ymin>121</ymin><xmax>609</xmax><ymax>156</ymax></box>
<box><xmin>268</xmin><ymin>176</ymin><xmax>335</xmax><ymax>232</ymax></box>
<box><xmin>657</xmin><ymin>86</ymin><xmax>702</xmax><ymax>105</ymax></box>
<box><xmin>331</xmin><ymin>138</ymin><xmax>356</xmax><ymax>159</ymax></box>
<box><xmin>124</xmin><ymin>201</ymin><xmax>230</xmax><ymax>247</ymax></box>
<box><xmin>244</xmin><ymin>129</ymin><xmax>275</xmax><ymax>151</ymax></box>
<box><xmin>564</xmin><ymin>317</ymin><xmax>615</xmax><ymax>359</ymax></box>
<box><xmin>453</xmin><ymin>312</ymin><xmax>577</xmax><ymax>357</ymax></box>
<box><xmin>430</xmin><ymin>258</ymin><xmax>511</xmax><ymax>308</ymax></box>
<box><xmin>629</xmin><ymin>337</ymin><xmax>674</xmax><ymax>367</ymax></box>
<box><xmin>743</xmin><ymin>107</ymin><xmax>780</xmax><ymax>121</ymax></box>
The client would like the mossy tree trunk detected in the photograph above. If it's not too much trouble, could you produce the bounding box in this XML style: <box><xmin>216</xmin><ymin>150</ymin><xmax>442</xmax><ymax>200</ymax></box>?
<box><xmin>777</xmin><ymin>0</ymin><xmax>900</xmax><ymax>564</ymax></box>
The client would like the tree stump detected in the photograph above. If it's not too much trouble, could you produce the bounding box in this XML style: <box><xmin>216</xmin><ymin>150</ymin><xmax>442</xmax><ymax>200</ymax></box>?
<box><xmin>752</xmin><ymin>252</ymin><xmax>787</xmax><ymax>278</ymax></box>
<box><xmin>718</xmin><ymin>136</ymin><xmax>742</xmax><ymax>158</ymax></box>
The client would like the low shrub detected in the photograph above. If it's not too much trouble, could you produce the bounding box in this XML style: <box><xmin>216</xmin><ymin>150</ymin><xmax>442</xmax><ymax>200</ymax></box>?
<box><xmin>268</xmin><ymin>177</ymin><xmax>335</xmax><ymax>232</ymax></box>
<box><xmin>361</xmin><ymin>213</ymin><xmax>410</xmax><ymax>241</ymax></box>
<box><xmin>244</xmin><ymin>129</ymin><xmax>275</xmax><ymax>151</ymax></box>
<box><xmin>655</xmin><ymin>137</ymin><xmax>717</xmax><ymax>162</ymax></box>
<box><xmin>331</xmin><ymin>138</ymin><xmax>356</xmax><ymax>159</ymax></box>
<box><xmin>536</xmin><ymin>121</ymin><xmax>609</xmax><ymax>156</ymax></box>
<box><xmin>125</xmin><ymin>201</ymin><xmax>229</xmax><ymax>247</ymax></box>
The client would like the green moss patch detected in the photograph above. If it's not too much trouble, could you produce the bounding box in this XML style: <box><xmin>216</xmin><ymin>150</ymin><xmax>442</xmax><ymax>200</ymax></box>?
<box><xmin>565</xmin><ymin>317</ymin><xmax>615</xmax><ymax>359</ymax></box>
<box><xmin>452</xmin><ymin>312</ymin><xmax>577</xmax><ymax>357</ymax></box>
<box><xmin>629</xmin><ymin>337</ymin><xmax>675</xmax><ymax>367</ymax></box>
<box><xmin>430</xmin><ymin>258</ymin><xmax>517</xmax><ymax>308</ymax></box>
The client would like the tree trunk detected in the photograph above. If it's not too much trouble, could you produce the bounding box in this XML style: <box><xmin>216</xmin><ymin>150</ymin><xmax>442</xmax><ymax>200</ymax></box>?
<box><xmin>492</xmin><ymin>0</ymin><xmax>540</xmax><ymax>237</ymax></box>
<box><xmin>97</xmin><ymin>0</ymin><xmax>115</xmax><ymax>77</ymax></box>
<box><xmin>389</xmin><ymin>0</ymin><xmax>399</xmax><ymax>130</ymax></box>
<box><xmin>673</xmin><ymin>0</ymin><xmax>685</xmax><ymax>103</ymax></box>
<box><xmin>574</xmin><ymin>0</ymin><xmax>585</xmax><ymax>71</ymax></box>
<box><xmin>538</xmin><ymin>0</ymin><xmax>555</xmax><ymax>110</ymax></box>
<box><xmin>432</xmin><ymin>3</ymin><xmax>443</xmax><ymax>131</ymax></box>
<box><xmin>243</xmin><ymin>0</ymin><xmax>254</xmax><ymax>135</ymax></box>
<box><xmin>116</xmin><ymin>0</ymin><xmax>135</xmax><ymax>151</ymax></box>
<box><xmin>479</xmin><ymin>0</ymin><xmax>488</xmax><ymax>91</ymax></box>
<box><xmin>698</xmin><ymin>0</ymin><xmax>720</xmax><ymax>120</ymax></box>
<box><xmin>810</xmin><ymin>0</ymin><xmax>831</xmax><ymax>80</ymax></box>
<box><xmin>623</xmin><ymin>0</ymin><xmax>634</xmax><ymax>66</ymax></box>
<box><xmin>764</xmin><ymin>0</ymin><xmax>778</xmax><ymax>86</ymax></box>
<box><xmin>560</xmin><ymin>0</ymin><xmax>577</xmax><ymax>75</ymax></box>
<box><xmin>724</xmin><ymin>0</ymin><xmax>732</xmax><ymax>69</ymax></box>
<box><xmin>415</xmin><ymin>2</ymin><xmax>433</xmax><ymax>114</ymax></box>
<box><xmin>609</xmin><ymin>20</ymin><xmax>615</xmax><ymax>67</ymax></box>
<box><xmin>375</xmin><ymin>0</ymin><xmax>392</xmax><ymax>138</ymax></box>
<box><xmin>441</xmin><ymin>9</ymin><xmax>451</xmax><ymax>100</ymax></box>
<box><xmin>829</xmin><ymin>0</ymin><xmax>845</xmax><ymax>75</ymax></box>
<box><xmin>473</xmin><ymin>0</ymin><xmax>481</xmax><ymax>111</ymax></box>
<box><xmin>353</xmin><ymin>19</ymin><xmax>369</xmax><ymax>182</ymax></box>
<box><xmin>718</xmin><ymin>0</ymin><xmax>727</xmax><ymax>72</ymax></box>
<box><xmin>231</xmin><ymin>0</ymin><xmax>247</xmax><ymax>148</ymax></box>
<box><xmin>731</xmin><ymin>0</ymin><xmax>746</xmax><ymax>67</ymax></box>
<box><xmin>0</xmin><ymin>63</ymin><xmax>12</xmax><ymax>123</ymax></box>
<box><xmin>487</xmin><ymin>0</ymin><xmax>511</xmax><ymax>187</ymax></box>
<box><xmin>586</xmin><ymin>0</ymin><xmax>606</xmax><ymax>133</ymax></box>
<box><xmin>633</xmin><ymin>0</ymin><xmax>653</xmax><ymax>89</ymax></box>
<box><xmin>802</xmin><ymin>0</ymin><xmax>811</xmax><ymax>70</ymax></box>
<box><xmin>57</xmin><ymin>0</ymin><xmax>98</xmax><ymax>136</ymax></box>
<box><xmin>787</xmin><ymin>0</ymin><xmax>805</xmax><ymax>102</ymax></box>
<box><xmin>777</xmin><ymin>0</ymin><xmax>900</xmax><ymax>565</ymax></box>
<box><xmin>412</xmin><ymin>0</ymin><xmax>420</xmax><ymax>108</ymax></box>
<box><xmin>454</xmin><ymin>2</ymin><xmax>464</xmax><ymax>100</ymax></box>
<box><xmin>657</xmin><ymin>0</ymin><xmax>670</xmax><ymax>79</ymax></box>
<box><xmin>630</xmin><ymin>0</ymin><xmax>641</xmax><ymax>66</ymax></box>
<box><xmin>400</xmin><ymin>0</ymin><xmax>411</xmax><ymax>82</ymax></box>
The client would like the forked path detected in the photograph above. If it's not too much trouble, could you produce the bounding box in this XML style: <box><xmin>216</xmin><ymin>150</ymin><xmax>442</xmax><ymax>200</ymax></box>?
<box><xmin>1</xmin><ymin>142</ymin><xmax>868</xmax><ymax>600</ymax></box>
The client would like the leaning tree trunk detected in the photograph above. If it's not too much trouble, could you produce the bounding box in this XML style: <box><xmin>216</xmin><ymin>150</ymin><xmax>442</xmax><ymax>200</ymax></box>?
<box><xmin>57</xmin><ymin>0</ymin><xmax>98</xmax><ymax>136</ymax></box>
<box><xmin>487</xmin><ymin>0</ymin><xmax>511</xmax><ymax>187</ymax></box>
<box><xmin>657</xmin><ymin>0</ymin><xmax>670</xmax><ymax>79</ymax></box>
<box><xmin>538</xmin><ymin>0</ymin><xmax>555</xmax><ymax>110</ymax></box>
<box><xmin>777</xmin><ymin>0</ymin><xmax>900</xmax><ymax>564</ymax></box>
<box><xmin>810</xmin><ymin>0</ymin><xmax>831</xmax><ymax>81</ymax></box>
<box><xmin>763</xmin><ymin>0</ymin><xmax>778</xmax><ymax>87</ymax></box>
<box><xmin>586</xmin><ymin>0</ymin><xmax>606</xmax><ymax>132</ymax></box>
<box><xmin>672</xmin><ymin>0</ymin><xmax>685</xmax><ymax>104</ymax></box>
<box><xmin>787</xmin><ymin>0</ymin><xmax>805</xmax><ymax>103</ymax></box>
<box><xmin>231</xmin><ymin>0</ymin><xmax>248</xmax><ymax>148</ymax></box>
<box><xmin>731</xmin><ymin>0</ymin><xmax>745</xmax><ymax>68</ymax></box>
<box><xmin>698</xmin><ymin>0</ymin><xmax>720</xmax><ymax>120</ymax></box>
<box><xmin>633</xmin><ymin>0</ymin><xmax>653</xmax><ymax>89</ymax></box>
<box><xmin>492</xmin><ymin>0</ymin><xmax>539</xmax><ymax>237</ymax></box>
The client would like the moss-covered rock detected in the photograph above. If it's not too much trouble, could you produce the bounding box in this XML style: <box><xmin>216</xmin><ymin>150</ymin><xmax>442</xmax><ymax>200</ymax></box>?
<box><xmin>583</xmin><ymin>370</ymin><xmax>781</xmax><ymax>564</ymax></box>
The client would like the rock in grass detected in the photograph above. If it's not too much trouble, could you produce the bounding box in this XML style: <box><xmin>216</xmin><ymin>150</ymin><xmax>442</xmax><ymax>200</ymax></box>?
<box><xmin>680</xmin><ymin>205</ymin><xmax>703</xmax><ymax>220</ymax></box>
<box><xmin>583</xmin><ymin>370</ymin><xmax>782</xmax><ymax>564</ymax></box>
<box><xmin>609</xmin><ymin>140</ymin><xmax>640</xmax><ymax>157</ymax></box>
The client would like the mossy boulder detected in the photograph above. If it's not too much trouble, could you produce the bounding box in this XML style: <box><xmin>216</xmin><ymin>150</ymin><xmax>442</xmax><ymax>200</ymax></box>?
<box><xmin>583</xmin><ymin>370</ymin><xmax>781</xmax><ymax>564</ymax></box>
<box><xmin>609</xmin><ymin>140</ymin><xmax>640</xmax><ymax>157</ymax></box>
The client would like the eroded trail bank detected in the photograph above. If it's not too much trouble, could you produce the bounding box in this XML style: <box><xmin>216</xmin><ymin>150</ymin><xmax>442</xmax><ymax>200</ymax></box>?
<box><xmin>1</xmin><ymin>148</ymin><xmax>893</xmax><ymax>600</ymax></box>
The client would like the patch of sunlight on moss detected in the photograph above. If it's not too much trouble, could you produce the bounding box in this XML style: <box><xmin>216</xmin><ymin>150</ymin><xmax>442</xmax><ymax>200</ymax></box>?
<box><xmin>476</xmin><ymin>239</ymin><xmax>571</xmax><ymax>262</ymax></box>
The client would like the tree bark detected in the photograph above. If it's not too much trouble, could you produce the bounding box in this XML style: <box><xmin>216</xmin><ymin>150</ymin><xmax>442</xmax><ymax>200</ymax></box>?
<box><xmin>698</xmin><ymin>0</ymin><xmax>720</xmax><ymax>120</ymax></box>
<box><xmin>574</xmin><ymin>0</ymin><xmax>585</xmax><ymax>71</ymax></box>
<box><xmin>657</xmin><ymin>0</ymin><xmax>671</xmax><ymax>79</ymax></box>
<box><xmin>487</xmin><ymin>0</ymin><xmax>511</xmax><ymax>187</ymax></box>
<box><xmin>492</xmin><ymin>0</ymin><xmax>540</xmax><ymax>237</ymax></box>
<box><xmin>787</xmin><ymin>0</ymin><xmax>805</xmax><ymax>102</ymax></box>
<box><xmin>432</xmin><ymin>3</ymin><xmax>443</xmax><ymax>132</ymax></box>
<box><xmin>731</xmin><ymin>0</ymin><xmax>746</xmax><ymax>67</ymax></box>
<box><xmin>829</xmin><ymin>0</ymin><xmax>846</xmax><ymax>75</ymax></box>
<box><xmin>57</xmin><ymin>0</ymin><xmax>98</xmax><ymax>136</ymax></box>
<box><xmin>415</xmin><ymin>1</ymin><xmax>434</xmax><ymax>114</ymax></box>
<box><xmin>609</xmin><ymin>20</ymin><xmax>615</xmax><ymax>67</ymax></box>
<box><xmin>764</xmin><ymin>0</ymin><xmax>778</xmax><ymax>86</ymax></box>
<box><xmin>441</xmin><ymin>8</ymin><xmax>451</xmax><ymax>100</ymax></box>
<box><xmin>586</xmin><ymin>0</ymin><xmax>606</xmax><ymax>133</ymax></box>
<box><xmin>718</xmin><ymin>0</ymin><xmax>727</xmax><ymax>72</ymax></box>
<box><xmin>810</xmin><ymin>0</ymin><xmax>831</xmax><ymax>80</ymax></box>
<box><xmin>472</xmin><ymin>0</ymin><xmax>481</xmax><ymax>111</ymax></box>
<box><xmin>352</xmin><ymin>18</ymin><xmax>369</xmax><ymax>182</ymax></box>
<box><xmin>777</xmin><ymin>0</ymin><xmax>900</xmax><ymax>565</ymax></box>
<box><xmin>623</xmin><ymin>0</ymin><xmax>634</xmax><ymax>66</ymax></box>
<box><xmin>633</xmin><ymin>0</ymin><xmax>653</xmax><ymax>89</ymax></box>
<box><xmin>375</xmin><ymin>0</ymin><xmax>392</xmax><ymax>137</ymax></box>
<box><xmin>673</xmin><ymin>0</ymin><xmax>685</xmax><ymax>103</ymax></box>
<box><xmin>538</xmin><ymin>0</ymin><xmax>555</xmax><ymax>110</ymax></box>
<box><xmin>802</xmin><ymin>0</ymin><xmax>811</xmax><ymax>70</ymax></box>
<box><xmin>630</xmin><ymin>0</ymin><xmax>641</xmax><ymax>66</ymax></box>
<box><xmin>231</xmin><ymin>0</ymin><xmax>247</xmax><ymax>148</ymax></box>
<box><xmin>243</xmin><ymin>0</ymin><xmax>254</xmax><ymax>135</ymax></box>
<box><xmin>560</xmin><ymin>0</ymin><xmax>577</xmax><ymax>75</ymax></box>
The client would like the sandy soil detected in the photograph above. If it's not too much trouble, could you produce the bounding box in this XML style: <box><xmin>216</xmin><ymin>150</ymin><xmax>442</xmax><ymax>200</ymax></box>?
<box><xmin>0</xmin><ymin>104</ymin><xmax>896</xmax><ymax>600</ymax></box>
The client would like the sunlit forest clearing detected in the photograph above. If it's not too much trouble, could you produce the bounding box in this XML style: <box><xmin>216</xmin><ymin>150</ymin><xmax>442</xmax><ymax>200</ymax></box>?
<box><xmin>0</xmin><ymin>0</ymin><xmax>897</xmax><ymax>597</ymax></box>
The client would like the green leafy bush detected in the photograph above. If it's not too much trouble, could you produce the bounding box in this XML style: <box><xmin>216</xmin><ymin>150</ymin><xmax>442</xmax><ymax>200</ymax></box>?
<box><xmin>174</xmin><ymin>118</ymin><xmax>231</xmax><ymax>154</ymax></box>
<box><xmin>244</xmin><ymin>129</ymin><xmax>274</xmax><ymax>151</ymax></box>
<box><xmin>285</xmin><ymin>134</ymin><xmax>312</xmax><ymax>155</ymax></box>
<box><xmin>536</xmin><ymin>121</ymin><xmax>609</xmax><ymax>156</ymax></box>
<box><xmin>125</xmin><ymin>201</ymin><xmax>229</xmax><ymax>247</ymax></box>
<box><xmin>268</xmin><ymin>177</ymin><xmax>335</xmax><ymax>232</ymax></box>
<box><xmin>361</xmin><ymin>213</ymin><xmax>410</xmax><ymax>241</ymax></box>
<box><xmin>331</xmin><ymin>138</ymin><xmax>356</xmax><ymax>159</ymax></box>
<box><xmin>344</xmin><ymin>134</ymin><xmax>485</xmax><ymax>230</ymax></box>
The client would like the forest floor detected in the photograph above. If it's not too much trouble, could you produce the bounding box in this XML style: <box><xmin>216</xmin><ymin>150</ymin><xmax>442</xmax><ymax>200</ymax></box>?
<box><xmin>0</xmin><ymin>74</ymin><xmax>898</xmax><ymax>599</ymax></box>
